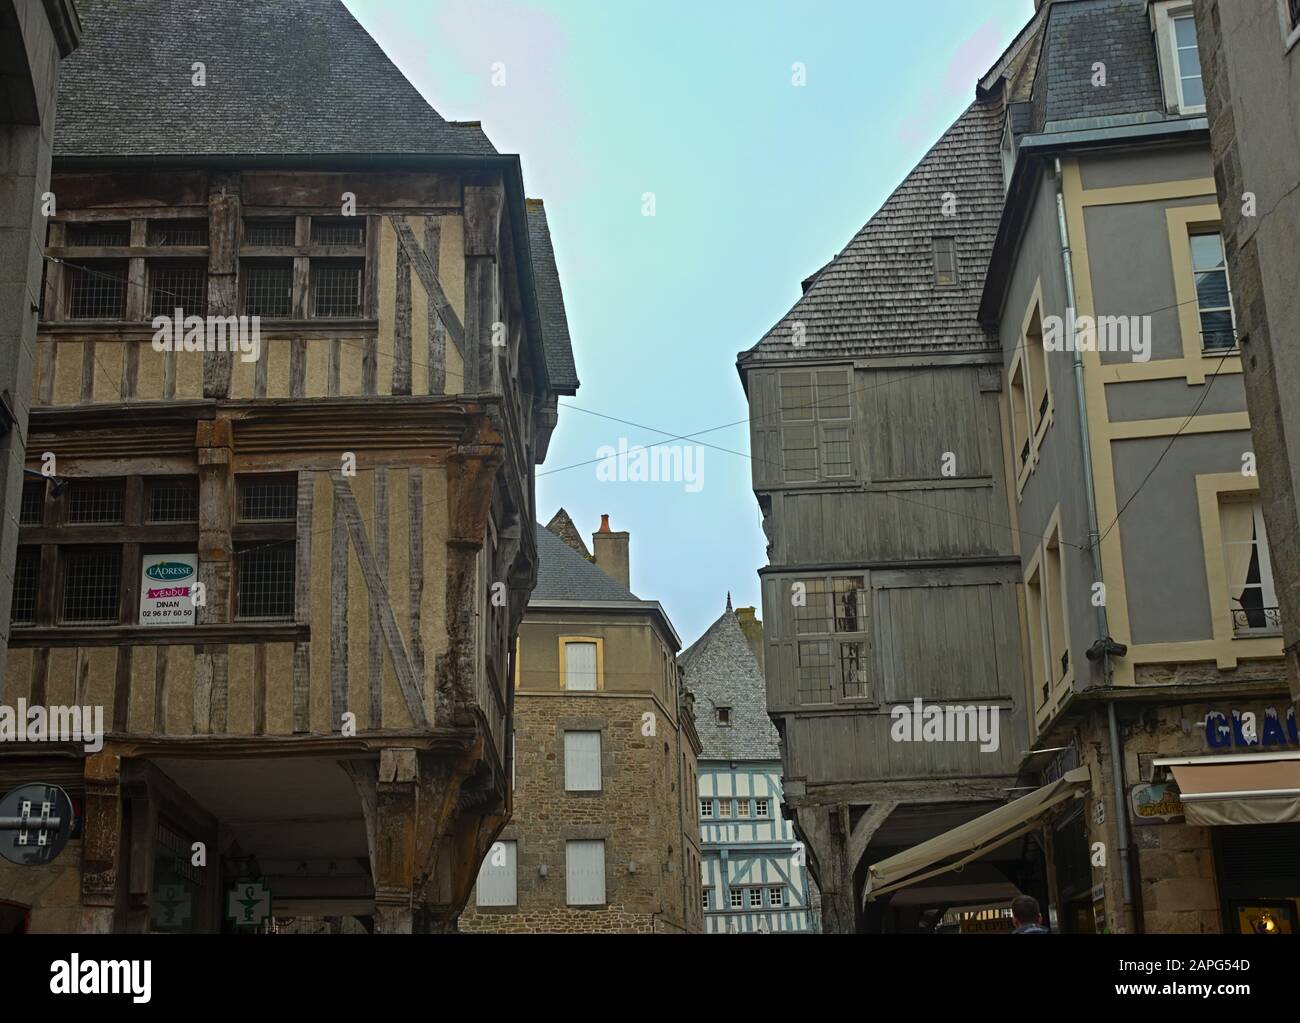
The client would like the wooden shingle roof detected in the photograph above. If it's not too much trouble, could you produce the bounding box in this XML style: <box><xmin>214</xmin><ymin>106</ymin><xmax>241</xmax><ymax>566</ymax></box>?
<box><xmin>55</xmin><ymin>0</ymin><xmax>496</xmax><ymax>158</ymax></box>
<box><xmin>739</xmin><ymin>98</ymin><xmax>1006</xmax><ymax>366</ymax></box>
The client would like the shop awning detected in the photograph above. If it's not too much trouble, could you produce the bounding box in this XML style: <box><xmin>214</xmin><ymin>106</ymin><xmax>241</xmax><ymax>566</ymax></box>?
<box><xmin>1157</xmin><ymin>753</ymin><xmax>1300</xmax><ymax>827</ymax></box>
<box><xmin>863</xmin><ymin>766</ymin><xmax>1090</xmax><ymax>902</ymax></box>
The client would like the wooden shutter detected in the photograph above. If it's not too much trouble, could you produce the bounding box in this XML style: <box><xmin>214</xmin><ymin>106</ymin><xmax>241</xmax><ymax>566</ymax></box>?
<box><xmin>564</xmin><ymin>730</ymin><xmax>602</xmax><ymax>791</ymax></box>
<box><xmin>475</xmin><ymin>840</ymin><xmax>517</xmax><ymax>907</ymax></box>
<box><xmin>566</xmin><ymin>840</ymin><xmax>606</xmax><ymax>905</ymax></box>
<box><xmin>564</xmin><ymin>641</ymin><xmax>598</xmax><ymax>690</ymax></box>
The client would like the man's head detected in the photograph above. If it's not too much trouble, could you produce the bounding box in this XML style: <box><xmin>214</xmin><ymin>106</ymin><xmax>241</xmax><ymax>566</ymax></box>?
<box><xmin>1011</xmin><ymin>895</ymin><xmax>1041</xmax><ymax>927</ymax></box>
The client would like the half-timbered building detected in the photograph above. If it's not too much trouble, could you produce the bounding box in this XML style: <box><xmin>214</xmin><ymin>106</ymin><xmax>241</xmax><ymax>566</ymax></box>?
<box><xmin>0</xmin><ymin>0</ymin><xmax>577</xmax><ymax>933</ymax></box>
<box><xmin>683</xmin><ymin>597</ymin><xmax>817</xmax><ymax>933</ymax></box>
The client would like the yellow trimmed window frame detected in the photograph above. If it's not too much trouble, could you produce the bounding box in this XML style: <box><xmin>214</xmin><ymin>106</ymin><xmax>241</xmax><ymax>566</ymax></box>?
<box><xmin>1008</xmin><ymin>279</ymin><xmax>1052</xmax><ymax>500</ymax></box>
<box><xmin>1196</xmin><ymin>474</ymin><xmax>1285</xmax><ymax>665</ymax></box>
<box><xmin>1025</xmin><ymin>506</ymin><xmax>1072</xmax><ymax>729</ymax></box>
<box><xmin>1167</xmin><ymin>205</ymin><xmax>1240</xmax><ymax>383</ymax></box>
<box><xmin>559</xmin><ymin>636</ymin><xmax>604</xmax><ymax>691</ymax></box>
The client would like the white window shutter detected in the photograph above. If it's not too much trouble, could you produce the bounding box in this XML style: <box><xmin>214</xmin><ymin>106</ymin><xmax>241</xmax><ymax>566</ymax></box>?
<box><xmin>565</xmin><ymin>642</ymin><xmax>598</xmax><ymax>690</ymax></box>
<box><xmin>565</xmin><ymin>730</ymin><xmax>602</xmax><ymax>791</ymax></box>
<box><xmin>475</xmin><ymin>840</ymin><xmax>517</xmax><ymax>907</ymax></box>
<box><xmin>566</xmin><ymin>840</ymin><xmax>606</xmax><ymax>905</ymax></box>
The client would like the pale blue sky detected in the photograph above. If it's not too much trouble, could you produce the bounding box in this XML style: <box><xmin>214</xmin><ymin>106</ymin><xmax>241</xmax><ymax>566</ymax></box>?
<box><xmin>344</xmin><ymin>0</ymin><xmax>1034</xmax><ymax>645</ymax></box>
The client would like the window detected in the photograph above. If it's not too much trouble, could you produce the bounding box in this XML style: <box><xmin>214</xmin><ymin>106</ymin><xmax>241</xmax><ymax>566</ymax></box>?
<box><xmin>748</xmin><ymin>888</ymin><xmax>763</xmax><ymax>908</ymax></box>
<box><xmin>1285</xmin><ymin>0</ymin><xmax>1300</xmax><ymax>47</ymax></box>
<box><xmin>243</xmin><ymin>218</ymin><xmax>294</xmax><ymax>247</ymax></box>
<box><xmin>311</xmin><ymin>260</ymin><xmax>364</xmax><ymax>318</ymax></box>
<box><xmin>1290</xmin><ymin>0</ymin><xmax>1300</xmax><ymax>30</ymax></box>
<box><xmin>933</xmin><ymin>236</ymin><xmax>958</xmax><ymax>285</ymax></box>
<box><xmin>717</xmin><ymin>706</ymin><xmax>731</xmax><ymax>726</ymax></box>
<box><xmin>566</xmin><ymin>840</ymin><xmax>606</xmax><ymax>906</ymax></box>
<box><xmin>702</xmin><ymin>889</ymin><xmax>711</xmax><ymax>910</ymax></box>
<box><xmin>1221</xmin><ymin>497</ymin><xmax>1279</xmax><ymax>635</ymax></box>
<box><xmin>700</xmin><ymin>798</ymin><xmax>713</xmax><ymax>819</ymax></box>
<box><xmin>778</xmin><ymin>368</ymin><xmax>852</xmax><ymax>482</ymax></box>
<box><xmin>475</xmin><ymin>840</ymin><xmax>517</xmax><ymax>907</ymax></box>
<box><xmin>719</xmin><ymin>799</ymin><xmax>733</xmax><ymax>819</ymax></box>
<box><xmin>147</xmin><ymin>219</ymin><xmax>208</xmax><ymax>246</ymax></box>
<box><xmin>1026</xmin><ymin>562</ymin><xmax>1050</xmax><ymax>709</ymax></box>
<box><xmin>1043</xmin><ymin>522</ymin><xmax>1069</xmax><ymax>684</ymax></box>
<box><xmin>1010</xmin><ymin>360</ymin><xmax>1031</xmax><ymax>475</ymax></box>
<box><xmin>61</xmin><ymin>547</ymin><xmax>121</xmax><ymax>623</ymax></box>
<box><xmin>564</xmin><ymin>730</ymin><xmax>602</xmax><ymax>791</ymax></box>
<box><xmin>147</xmin><ymin>478</ymin><xmax>198</xmax><ymax>523</ymax></box>
<box><xmin>311</xmin><ymin>218</ymin><xmax>365</xmax><ymax>247</ymax></box>
<box><xmin>65</xmin><ymin>221</ymin><xmax>129</xmax><ymax>247</ymax></box>
<box><xmin>238</xmin><ymin>476</ymin><xmax>296</xmax><ymax>522</ymax></box>
<box><xmin>729</xmin><ymin>888</ymin><xmax>743</xmax><ymax>909</ymax></box>
<box><xmin>149</xmin><ymin>261</ymin><xmax>208</xmax><ymax>318</ymax></box>
<box><xmin>20</xmin><ymin>482</ymin><xmax>45</xmax><ymax>526</ymax></box>
<box><xmin>1171</xmin><ymin>13</ymin><xmax>1205</xmax><ymax>110</ymax></box>
<box><xmin>755</xmin><ymin>798</ymin><xmax>770</xmax><ymax>818</ymax></box>
<box><xmin>11</xmin><ymin>547</ymin><xmax>38</xmax><ymax>625</ymax></box>
<box><xmin>1190</xmin><ymin>232</ymin><xmax>1236</xmax><ymax>352</ymax></box>
<box><xmin>65</xmin><ymin>261</ymin><xmax>128</xmax><ymax>319</ymax></box>
<box><xmin>562</xmin><ymin>639</ymin><xmax>599</xmax><ymax>691</ymax></box>
<box><xmin>791</xmin><ymin>574</ymin><xmax>871</xmax><ymax>704</ymax></box>
<box><xmin>67</xmin><ymin>480</ymin><xmax>124</xmax><ymax>525</ymax></box>
<box><xmin>737</xmin><ymin>799</ymin><xmax>750</xmax><ymax>818</ymax></box>
<box><xmin>235</xmin><ymin>543</ymin><xmax>294</xmax><ymax>620</ymax></box>
<box><xmin>241</xmin><ymin>260</ymin><xmax>293</xmax><ymax>318</ymax></box>
<box><xmin>1025</xmin><ymin>308</ymin><xmax>1049</xmax><ymax>427</ymax></box>
<box><xmin>769</xmin><ymin>886</ymin><xmax>785</xmax><ymax>907</ymax></box>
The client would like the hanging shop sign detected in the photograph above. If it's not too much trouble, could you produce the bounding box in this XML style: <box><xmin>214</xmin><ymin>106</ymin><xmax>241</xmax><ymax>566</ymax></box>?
<box><xmin>1204</xmin><ymin>707</ymin><xmax>1298</xmax><ymax>750</ymax></box>
<box><xmin>139</xmin><ymin>553</ymin><xmax>198</xmax><ymax>627</ymax></box>
<box><xmin>227</xmin><ymin>882</ymin><xmax>272</xmax><ymax>926</ymax></box>
<box><xmin>0</xmin><ymin>783</ymin><xmax>75</xmax><ymax>866</ymax></box>
<box><xmin>1130</xmin><ymin>781</ymin><xmax>1185</xmax><ymax>825</ymax></box>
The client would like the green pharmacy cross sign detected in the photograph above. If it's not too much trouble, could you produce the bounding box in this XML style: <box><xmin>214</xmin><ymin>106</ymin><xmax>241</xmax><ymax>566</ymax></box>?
<box><xmin>227</xmin><ymin>882</ymin><xmax>272</xmax><ymax>926</ymax></box>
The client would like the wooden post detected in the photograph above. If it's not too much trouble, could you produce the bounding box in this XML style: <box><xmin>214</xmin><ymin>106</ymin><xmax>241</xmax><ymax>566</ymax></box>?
<box><xmin>373</xmin><ymin>747</ymin><xmax>418</xmax><ymax>934</ymax></box>
<box><xmin>462</xmin><ymin>182</ymin><xmax>503</xmax><ymax>395</ymax></box>
<box><xmin>196</xmin><ymin>418</ymin><xmax>233</xmax><ymax>733</ymax></box>
<box><xmin>205</xmin><ymin>172</ymin><xmax>240</xmax><ymax>399</ymax></box>
<box><xmin>81</xmin><ymin>749</ymin><xmax>123</xmax><ymax>932</ymax></box>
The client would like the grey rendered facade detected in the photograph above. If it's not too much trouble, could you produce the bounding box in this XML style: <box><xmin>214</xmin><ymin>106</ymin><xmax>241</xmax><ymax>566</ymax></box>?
<box><xmin>1195</xmin><ymin>0</ymin><xmax>1300</xmax><ymax>706</ymax></box>
<box><xmin>981</xmin><ymin>0</ymin><xmax>1292</xmax><ymax>933</ymax></box>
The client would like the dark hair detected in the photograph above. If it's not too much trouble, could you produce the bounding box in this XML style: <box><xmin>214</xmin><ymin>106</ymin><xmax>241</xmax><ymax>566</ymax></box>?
<box><xmin>1011</xmin><ymin>895</ymin><xmax>1041</xmax><ymax>924</ymax></box>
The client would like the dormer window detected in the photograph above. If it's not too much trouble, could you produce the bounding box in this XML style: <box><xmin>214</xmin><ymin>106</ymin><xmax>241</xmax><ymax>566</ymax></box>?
<box><xmin>1151</xmin><ymin>3</ymin><xmax>1205</xmax><ymax>114</ymax></box>
<box><xmin>717</xmin><ymin>707</ymin><xmax>732</xmax><ymax>727</ymax></box>
<box><xmin>934</xmin><ymin>237</ymin><xmax>959</xmax><ymax>286</ymax></box>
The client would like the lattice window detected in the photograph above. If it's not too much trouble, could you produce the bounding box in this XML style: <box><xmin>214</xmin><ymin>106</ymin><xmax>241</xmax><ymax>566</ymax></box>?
<box><xmin>796</xmin><ymin>640</ymin><xmax>833</xmax><ymax>704</ymax></box>
<box><xmin>10</xmin><ymin>547</ymin><xmax>38</xmax><ymax>625</ymax></box>
<box><xmin>311</xmin><ymin>217</ymin><xmax>365</xmax><ymax>247</ymax></box>
<box><xmin>66</xmin><ymin>261</ymin><xmax>128</xmax><ymax>319</ymax></box>
<box><xmin>833</xmin><ymin>577</ymin><xmax>866</xmax><ymax>632</ymax></box>
<box><xmin>61</xmin><ymin>547</ymin><xmax>121</xmax><ymax>623</ymax></box>
<box><xmin>65</xmin><ymin>221</ymin><xmax>130</xmax><ymax>247</ymax></box>
<box><xmin>729</xmin><ymin>888</ymin><xmax>743</xmax><ymax>909</ymax></box>
<box><xmin>20</xmin><ymin>482</ymin><xmax>45</xmax><ymax>526</ymax></box>
<box><xmin>840</xmin><ymin>640</ymin><xmax>870</xmax><ymax>699</ymax></box>
<box><xmin>148</xmin><ymin>478</ymin><xmax>198</xmax><ymax>523</ymax></box>
<box><xmin>794</xmin><ymin>578</ymin><xmax>831</xmax><ymax>634</ymax></box>
<box><xmin>241</xmin><ymin>260</ymin><xmax>293</xmax><ymax>317</ymax></box>
<box><xmin>737</xmin><ymin>799</ymin><xmax>750</xmax><ymax>818</ymax></box>
<box><xmin>148</xmin><ymin>220</ymin><xmax>209</xmax><ymax>246</ymax></box>
<box><xmin>311</xmin><ymin>259</ymin><xmax>364</xmax><ymax>318</ymax></box>
<box><xmin>700</xmin><ymin>799</ymin><xmax>713</xmax><ymax>819</ymax></box>
<box><xmin>236</xmin><ymin>542</ymin><xmax>295</xmax><ymax>619</ymax></box>
<box><xmin>748</xmin><ymin>888</ymin><xmax>763</xmax><ymax>908</ymax></box>
<box><xmin>149</xmin><ymin>261</ymin><xmax>209</xmax><ymax>318</ymax></box>
<box><xmin>66</xmin><ymin>480</ymin><xmax>124</xmax><ymax>525</ymax></box>
<box><xmin>238</xmin><ymin>477</ymin><xmax>297</xmax><ymax>521</ymax></box>
<box><xmin>778</xmin><ymin>368</ymin><xmax>853</xmax><ymax>482</ymax></box>
<box><xmin>755</xmin><ymin>798</ymin><xmax>770</xmax><ymax>818</ymax></box>
<box><xmin>768</xmin><ymin>886</ymin><xmax>784</xmax><ymax>907</ymax></box>
<box><xmin>243</xmin><ymin>219</ymin><xmax>295</xmax><ymax>246</ymax></box>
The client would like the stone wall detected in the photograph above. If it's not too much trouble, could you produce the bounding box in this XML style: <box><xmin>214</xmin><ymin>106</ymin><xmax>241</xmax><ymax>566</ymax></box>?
<box><xmin>460</xmin><ymin>690</ymin><xmax>699</xmax><ymax>933</ymax></box>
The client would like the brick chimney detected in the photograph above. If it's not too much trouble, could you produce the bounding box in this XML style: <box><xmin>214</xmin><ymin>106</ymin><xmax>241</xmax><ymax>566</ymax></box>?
<box><xmin>591</xmin><ymin>514</ymin><xmax>630</xmax><ymax>591</ymax></box>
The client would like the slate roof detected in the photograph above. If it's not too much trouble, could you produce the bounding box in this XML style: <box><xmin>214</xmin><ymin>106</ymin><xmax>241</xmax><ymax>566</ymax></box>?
<box><xmin>526</xmin><ymin>201</ymin><xmax>580</xmax><ymax>394</ymax></box>
<box><xmin>739</xmin><ymin>97</ymin><xmax>1006</xmax><ymax>365</ymax></box>
<box><xmin>1029</xmin><ymin>0</ymin><xmax>1166</xmax><ymax>132</ymax></box>
<box><xmin>54</xmin><ymin>0</ymin><xmax>497</xmax><ymax>158</ymax></box>
<box><xmin>530</xmin><ymin>522</ymin><xmax>638</xmax><ymax>603</ymax></box>
<box><xmin>680</xmin><ymin>604</ymin><xmax>780</xmax><ymax>762</ymax></box>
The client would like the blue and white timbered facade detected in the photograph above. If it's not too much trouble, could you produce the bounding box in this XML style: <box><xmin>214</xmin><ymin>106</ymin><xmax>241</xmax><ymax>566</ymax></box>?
<box><xmin>682</xmin><ymin>599</ymin><xmax>817</xmax><ymax>934</ymax></box>
<box><xmin>699</xmin><ymin>760</ymin><xmax>815</xmax><ymax>933</ymax></box>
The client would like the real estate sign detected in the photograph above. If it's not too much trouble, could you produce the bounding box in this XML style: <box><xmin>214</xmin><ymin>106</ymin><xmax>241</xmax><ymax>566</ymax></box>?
<box><xmin>139</xmin><ymin>553</ymin><xmax>198</xmax><ymax>626</ymax></box>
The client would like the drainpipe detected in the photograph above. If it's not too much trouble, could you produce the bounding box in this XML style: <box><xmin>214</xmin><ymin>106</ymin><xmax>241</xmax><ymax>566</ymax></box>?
<box><xmin>1053</xmin><ymin>158</ymin><xmax>1135</xmax><ymax>918</ymax></box>
<box><xmin>676</xmin><ymin>669</ymin><xmax>690</xmax><ymax>932</ymax></box>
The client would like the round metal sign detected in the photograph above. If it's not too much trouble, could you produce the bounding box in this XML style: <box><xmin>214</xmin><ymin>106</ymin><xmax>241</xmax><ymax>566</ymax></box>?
<box><xmin>0</xmin><ymin>783</ymin><xmax>75</xmax><ymax>866</ymax></box>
